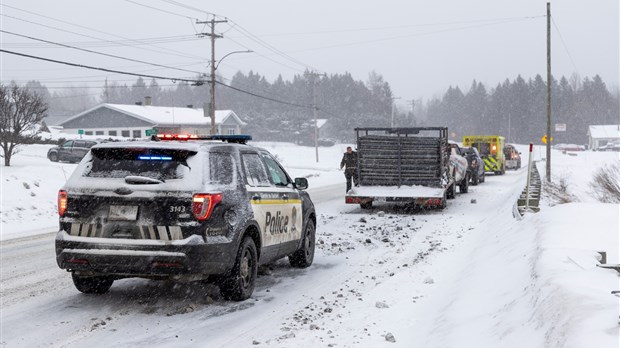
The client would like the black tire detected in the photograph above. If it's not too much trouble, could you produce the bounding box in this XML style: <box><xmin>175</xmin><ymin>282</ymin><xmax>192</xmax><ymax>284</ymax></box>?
<box><xmin>446</xmin><ymin>183</ymin><xmax>455</xmax><ymax>199</ymax></box>
<box><xmin>219</xmin><ymin>236</ymin><xmax>258</xmax><ymax>301</ymax></box>
<box><xmin>471</xmin><ymin>171</ymin><xmax>479</xmax><ymax>186</ymax></box>
<box><xmin>72</xmin><ymin>273</ymin><xmax>113</xmax><ymax>294</ymax></box>
<box><xmin>517</xmin><ymin>160</ymin><xmax>521</xmax><ymax>169</ymax></box>
<box><xmin>289</xmin><ymin>219</ymin><xmax>315</xmax><ymax>268</ymax></box>
<box><xmin>501</xmin><ymin>165</ymin><xmax>506</xmax><ymax>175</ymax></box>
<box><xmin>480</xmin><ymin>171</ymin><xmax>486</xmax><ymax>183</ymax></box>
<box><xmin>459</xmin><ymin>173</ymin><xmax>469</xmax><ymax>193</ymax></box>
<box><xmin>360</xmin><ymin>201</ymin><xmax>373</xmax><ymax>209</ymax></box>
<box><xmin>49</xmin><ymin>152</ymin><xmax>59</xmax><ymax>162</ymax></box>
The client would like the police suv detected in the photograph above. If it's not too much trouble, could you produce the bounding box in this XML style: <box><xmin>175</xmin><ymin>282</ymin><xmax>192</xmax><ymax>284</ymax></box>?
<box><xmin>55</xmin><ymin>134</ymin><xmax>316</xmax><ymax>301</ymax></box>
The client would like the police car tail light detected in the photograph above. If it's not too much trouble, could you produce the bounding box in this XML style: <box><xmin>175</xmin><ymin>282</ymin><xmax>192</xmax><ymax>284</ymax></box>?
<box><xmin>58</xmin><ymin>190</ymin><xmax>68</xmax><ymax>216</ymax></box>
<box><xmin>192</xmin><ymin>193</ymin><xmax>223</xmax><ymax>221</ymax></box>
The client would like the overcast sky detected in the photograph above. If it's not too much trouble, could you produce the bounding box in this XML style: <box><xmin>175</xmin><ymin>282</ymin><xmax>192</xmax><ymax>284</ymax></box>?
<box><xmin>1</xmin><ymin>0</ymin><xmax>618</xmax><ymax>107</ymax></box>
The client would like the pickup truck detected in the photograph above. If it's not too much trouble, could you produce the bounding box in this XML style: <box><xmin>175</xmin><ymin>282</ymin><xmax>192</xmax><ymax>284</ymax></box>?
<box><xmin>345</xmin><ymin>127</ymin><xmax>469</xmax><ymax>209</ymax></box>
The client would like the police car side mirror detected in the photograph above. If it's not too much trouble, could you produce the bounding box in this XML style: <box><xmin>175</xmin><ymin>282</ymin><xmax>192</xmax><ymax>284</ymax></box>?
<box><xmin>294</xmin><ymin>178</ymin><xmax>308</xmax><ymax>190</ymax></box>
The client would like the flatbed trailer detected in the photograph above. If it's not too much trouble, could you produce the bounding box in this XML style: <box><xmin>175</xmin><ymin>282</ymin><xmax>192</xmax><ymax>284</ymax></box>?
<box><xmin>345</xmin><ymin>127</ymin><xmax>453</xmax><ymax>209</ymax></box>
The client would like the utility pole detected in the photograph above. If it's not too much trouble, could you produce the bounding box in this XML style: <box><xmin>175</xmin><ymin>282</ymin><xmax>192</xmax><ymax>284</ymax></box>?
<box><xmin>197</xmin><ymin>16</ymin><xmax>228</xmax><ymax>135</ymax></box>
<box><xmin>546</xmin><ymin>2</ymin><xmax>552</xmax><ymax>182</ymax></box>
<box><xmin>390</xmin><ymin>96</ymin><xmax>401</xmax><ymax>128</ymax></box>
<box><xmin>305</xmin><ymin>71</ymin><xmax>326</xmax><ymax>162</ymax></box>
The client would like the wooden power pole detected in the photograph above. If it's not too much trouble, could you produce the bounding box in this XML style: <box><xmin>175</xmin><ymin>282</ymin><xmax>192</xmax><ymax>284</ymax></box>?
<box><xmin>197</xmin><ymin>17</ymin><xmax>228</xmax><ymax>135</ymax></box>
<box><xmin>304</xmin><ymin>71</ymin><xmax>326</xmax><ymax>163</ymax></box>
<box><xmin>546</xmin><ymin>2</ymin><xmax>552</xmax><ymax>182</ymax></box>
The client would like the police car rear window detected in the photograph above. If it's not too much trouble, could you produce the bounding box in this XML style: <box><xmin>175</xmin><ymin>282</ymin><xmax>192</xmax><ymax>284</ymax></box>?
<box><xmin>85</xmin><ymin>147</ymin><xmax>196</xmax><ymax>180</ymax></box>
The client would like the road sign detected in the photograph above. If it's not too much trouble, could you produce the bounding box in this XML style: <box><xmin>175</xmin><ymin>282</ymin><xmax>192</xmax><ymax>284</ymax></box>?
<box><xmin>145</xmin><ymin>129</ymin><xmax>157</xmax><ymax>136</ymax></box>
<box><xmin>541</xmin><ymin>135</ymin><xmax>554</xmax><ymax>144</ymax></box>
<box><xmin>78</xmin><ymin>129</ymin><xmax>84</xmax><ymax>135</ymax></box>
<box><xmin>555</xmin><ymin>123</ymin><xmax>567</xmax><ymax>132</ymax></box>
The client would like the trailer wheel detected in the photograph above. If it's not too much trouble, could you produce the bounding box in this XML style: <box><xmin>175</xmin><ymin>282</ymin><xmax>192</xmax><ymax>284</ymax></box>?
<box><xmin>360</xmin><ymin>201</ymin><xmax>373</xmax><ymax>209</ymax></box>
<box><xmin>446</xmin><ymin>183</ymin><xmax>455</xmax><ymax>199</ymax></box>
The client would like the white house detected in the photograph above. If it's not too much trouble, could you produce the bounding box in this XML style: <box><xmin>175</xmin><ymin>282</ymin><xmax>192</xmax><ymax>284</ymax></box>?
<box><xmin>57</xmin><ymin>102</ymin><xmax>246</xmax><ymax>138</ymax></box>
<box><xmin>587</xmin><ymin>125</ymin><xmax>620</xmax><ymax>149</ymax></box>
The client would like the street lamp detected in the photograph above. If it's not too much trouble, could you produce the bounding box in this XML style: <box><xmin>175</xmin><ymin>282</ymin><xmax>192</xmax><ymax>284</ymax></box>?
<box><xmin>209</xmin><ymin>50</ymin><xmax>253</xmax><ymax>134</ymax></box>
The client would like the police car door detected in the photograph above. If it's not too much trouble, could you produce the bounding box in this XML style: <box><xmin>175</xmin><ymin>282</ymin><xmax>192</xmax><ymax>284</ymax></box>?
<box><xmin>259</xmin><ymin>152</ymin><xmax>302</xmax><ymax>256</ymax></box>
<box><xmin>240</xmin><ymin>151</ymin><xmax>282</xmax><ymax>261</ymax></box>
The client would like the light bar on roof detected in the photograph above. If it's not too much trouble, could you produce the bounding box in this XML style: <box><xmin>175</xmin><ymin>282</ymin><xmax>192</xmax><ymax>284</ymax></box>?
<box><xmin>152</xmin><ymin>133</ymin><xmax>252</xmax><ymax>144</ymax></box>
<box><xmin>138</xmin><ymin>155</ymin><xmax>173</xmax><ymax>161</ymax></box>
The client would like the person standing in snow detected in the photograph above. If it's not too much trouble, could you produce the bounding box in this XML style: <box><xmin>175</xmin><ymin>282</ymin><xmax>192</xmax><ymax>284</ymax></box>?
<box><xmin>340</xmin><ymin>146</ymin><xmax>358</xmax><ymax>192</ymax></box>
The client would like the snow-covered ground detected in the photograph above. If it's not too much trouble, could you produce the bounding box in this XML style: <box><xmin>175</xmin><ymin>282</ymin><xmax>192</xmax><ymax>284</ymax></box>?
<box><xmin>1</xmin><ymin>141</ymin><xmax>618</xmax><ymax>347</ymax></box>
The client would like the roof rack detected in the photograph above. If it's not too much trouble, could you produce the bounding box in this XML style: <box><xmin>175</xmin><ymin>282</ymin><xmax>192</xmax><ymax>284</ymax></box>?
<box><xmin>151</xmin><ymin>133</ymin><xmax>252</xmax><ymax>144</ymax></box>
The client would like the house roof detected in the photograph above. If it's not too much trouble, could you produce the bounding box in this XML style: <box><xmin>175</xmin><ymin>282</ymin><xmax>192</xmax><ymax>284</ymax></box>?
<box><xmin>588</xmin><ymin>125</ymin><xmax>620</xmax><ymax>139</ymax></box>
<box><xmin>59</xmin><ymin>103</ymin><xmax>246</xmax><ymax>127</ymax></box>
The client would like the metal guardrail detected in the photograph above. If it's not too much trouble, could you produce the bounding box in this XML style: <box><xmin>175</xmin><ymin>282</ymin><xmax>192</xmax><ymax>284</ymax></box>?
<box><xmin>517</xmin><ymin>162</ymin><xmax>541</xmax><ymax>215</ymax></box>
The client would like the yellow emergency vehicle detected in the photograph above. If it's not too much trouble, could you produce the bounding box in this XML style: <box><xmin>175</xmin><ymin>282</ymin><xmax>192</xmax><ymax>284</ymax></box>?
<box><xmin>462</xmin><ymin>135</ymin><xmax>506</xmax><ymax>175</ymax></box>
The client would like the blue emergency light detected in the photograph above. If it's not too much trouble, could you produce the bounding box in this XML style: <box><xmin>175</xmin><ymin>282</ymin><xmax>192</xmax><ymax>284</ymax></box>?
<box><xmin>138</xmin><ymin>155</ymin><xmax>173</xmax><ymax>161</ymax></box>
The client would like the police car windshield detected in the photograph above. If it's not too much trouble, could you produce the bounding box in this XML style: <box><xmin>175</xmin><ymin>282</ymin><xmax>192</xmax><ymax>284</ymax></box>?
<box><xmin>85</xmin><ymin>147</ymin><xmax>196</xmax><ymax>180</ymax></box>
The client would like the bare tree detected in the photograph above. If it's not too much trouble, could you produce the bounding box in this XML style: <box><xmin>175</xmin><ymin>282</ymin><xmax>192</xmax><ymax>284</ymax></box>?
<box><xmin>0</xmin><ymin>83</ymin><xmax>48</xmax><ymax>166</ymax></box>
<box><xmin>590</xmin><ymin>163</ymin><xmax>620</xmax><ymax>203</ymax></box>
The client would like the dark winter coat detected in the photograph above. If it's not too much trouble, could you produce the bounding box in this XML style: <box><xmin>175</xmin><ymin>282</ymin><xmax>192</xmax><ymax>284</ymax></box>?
<box><xmin>340</xmin><ymin>151</ymin><xmax>357</xmax><ymax>170</ymax></box>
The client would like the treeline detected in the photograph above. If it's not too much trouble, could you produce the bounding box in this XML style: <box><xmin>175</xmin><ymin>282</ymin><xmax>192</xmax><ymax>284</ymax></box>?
<box><xmin>99</xmin><ymin>71</ymin><xmax>396</xmax><ymax>142</ymax></box>
<box><xmin>31</xmin><ymin>71</ymin><xmax>619</xmax><ymax>144</ymax></box>
<box><xmin>420</xmin><ymin>74</ymin><xmax>619</xmax><ymax>145</ymax></box>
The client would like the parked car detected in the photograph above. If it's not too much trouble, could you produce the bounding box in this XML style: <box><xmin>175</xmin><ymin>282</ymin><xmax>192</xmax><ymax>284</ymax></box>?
<box><xmin>463</xmin><ymin>146</ymin><xmax>485</xmax><ymax>185</ymax></box>
<box><xmin>55</xmin><ymin>134</ymin><xmax>316</xmax><ymax>301</ymax></box>
<box><xmin>448</xmin><ymin>142</ymin><xmax>471</xmax><ymax>195</ymax></box>
<box><xmin>503</xmin><ymin>144</ymin><xmax>521</xmax><ymax>170</ymax></box>
<box><xmin>553</xmin><ymin>143</ymin><xmax>586</xmax><ymax>151</ymax></box>
<box><xmin>47</xmin><ymin>140</ymin><xmax>99</xmax><ymax>163</ymax></box>
<box><xmin>596</xmin><ymin>141</ymin><xmax>620</xmax><ymax>152</ymax></box>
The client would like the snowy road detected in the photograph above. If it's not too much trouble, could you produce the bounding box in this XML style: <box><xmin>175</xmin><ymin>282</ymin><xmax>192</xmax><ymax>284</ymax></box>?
<box><xmin>0</xmin><ymin>169</ymin><xmax>529</xmax><ymax>347</ymax></box>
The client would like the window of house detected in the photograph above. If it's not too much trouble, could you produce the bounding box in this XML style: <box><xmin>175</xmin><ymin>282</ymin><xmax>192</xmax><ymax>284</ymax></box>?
<box><xmin>85</xmin><ymin>131</ymin><xmax>93</xmax><ymax>135</ymax></box>
<box><xmin>227</xmin><ymin>128</ymin><xmax>236</xmax><ymax>135</ymax></box>
<box><xmin>121</xmin><ymin>130</ymin><xmax>130</xmax><ymax>137</ymax></box>
<box><xmin>109</xmin><ymin>130</ymin><xmax>117</xmax><ymax>136</ymax></box>
<box><xmin>95</xmin><ymin>131</ymin><xmax>104</xmax><ymax>135</ymax></box>
<box><xmin>133</xmin><ymin>130</ymin><xmax>141</xmax><ymax>138</ymax></box>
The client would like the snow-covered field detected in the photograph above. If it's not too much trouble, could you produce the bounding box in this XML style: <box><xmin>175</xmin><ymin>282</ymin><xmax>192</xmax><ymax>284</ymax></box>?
<box><xmin>1</xmin><ymin>141</ymin><xmax>618</xmax><ymax>347</ymax></box>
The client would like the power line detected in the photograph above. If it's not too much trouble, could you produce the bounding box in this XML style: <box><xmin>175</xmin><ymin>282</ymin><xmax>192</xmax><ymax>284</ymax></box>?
<box><xmin>551</xmin><ymin>15</ymin><xmax>579</xmax><ymax>74</ymax></box>
<box><xmin>0</xmin><ymin>5</ymin><xmax>205</xmax><ymax>60</ymax></box>
<box><xmin>1</xmin><ymin>49</ymin><xmax>314</xmax><ymax>109</ymax></box>
<box><xmin>1</xmin><ymin>30</ymin><xmax>205</xmax><ymax>75</ymax></box>
<box><xmin>229</xmin><ymin>15</ymin><xmax>547</xmax><ymax>38</ymax></box>
<box><xmin>2</xmin><ymin>34</ymin><xmax>201</xmax><ymax>49</ymax></box>
<box><xmin>159</xmin><ymin>0</ymin><xmax>217</xmax><ymax>16</ymax></box>
<box><xmin>215</xmin><ymin>80</ymin><xmax>313</xmax><ymax>109</ymax></box>
<box><xmin>153</xmin><ymin>0</ymin><xmax>318</xmax><ymax>72</ymax></box>
<box><xmin>0</xmin><ymin>49</ymin><xmax>202</xmax><ymax>84</ymax></box>
<box><xmin>281</xmin><ymin>16</ymin><xmax>545</xmax><ymax>54</ymax></box>
<box><xmin>124</xmin><ymin>0</ymin><xmax>200</xmax><ymax>21</ymax></box>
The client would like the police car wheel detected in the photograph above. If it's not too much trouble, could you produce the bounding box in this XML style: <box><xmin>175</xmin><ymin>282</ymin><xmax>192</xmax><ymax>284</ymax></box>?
<box><xmin>289</xmin><ymin>220</ymin><xmax>315</xmax><ymax>268</ymax></box>
<box><xmin>220</xmin><ymin>236</ymin><xmax>257</xmax><ymax>301</ymax></box>
<box><xmin>49</xmin><ymin>152</ymin><xmax>58</xmax><ymax>162</ymax></box>
<box><xmin>71</xmin><ymin>272</ymin><xmax>113</xmax><ymax>294</ymax></box>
